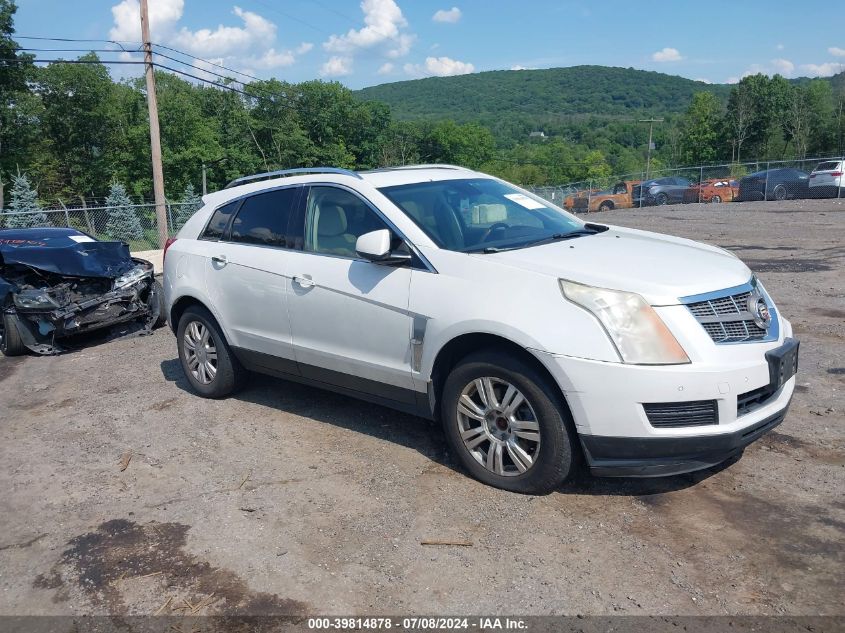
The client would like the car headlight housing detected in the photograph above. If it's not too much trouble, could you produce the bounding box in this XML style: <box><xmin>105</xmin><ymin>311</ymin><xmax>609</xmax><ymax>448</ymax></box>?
<box><xmin>13</xmin><ymin>289</ymin><xmax>60</xmax><ymax>310</ymax></box>
<box><xmin>560</xmin><ymin>280</ymin><xmax>690</xmax><ymax>365</ymax></box>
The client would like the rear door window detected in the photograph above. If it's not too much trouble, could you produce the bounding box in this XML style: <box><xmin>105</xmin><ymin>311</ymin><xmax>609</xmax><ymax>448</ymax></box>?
<box><xmin>201</xmin><ymin>201</ymin><xmax>239</xmax><ymax>240</ymax></box>
<box><xmin>228</xmin><ymin>187</ymin><xmax>300</xmax><ymax>247</ymax></box>
<box><xmin>814</xmin><ymin>161</ymin><xmax>840</xmax><ymax>172</ymax></box>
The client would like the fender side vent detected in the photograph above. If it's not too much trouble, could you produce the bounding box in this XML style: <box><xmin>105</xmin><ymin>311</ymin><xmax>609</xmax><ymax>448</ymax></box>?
<box><xmin>643</xmin><ymin>400</ymin><xmax>719</xmax><ymax>428</ymax></box>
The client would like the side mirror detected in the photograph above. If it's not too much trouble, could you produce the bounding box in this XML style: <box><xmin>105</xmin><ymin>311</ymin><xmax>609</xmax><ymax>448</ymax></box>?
<box><xmin>355</xmin><ymin>229</ymin><xmax>412</xmax><ymax>266</ymax></box>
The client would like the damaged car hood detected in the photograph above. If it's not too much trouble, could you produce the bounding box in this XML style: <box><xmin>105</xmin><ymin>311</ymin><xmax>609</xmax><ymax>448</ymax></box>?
<box><xmin>0</xmin><ymin>228</ymin><xmax>136</xmax><ymax>279</ymax></box>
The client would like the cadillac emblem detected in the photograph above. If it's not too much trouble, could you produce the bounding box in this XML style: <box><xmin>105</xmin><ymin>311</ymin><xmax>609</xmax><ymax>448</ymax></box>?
<box><xmin>748</xmin><ymin>292</ymin><xmax>772</xmax><ymax>330</ymax></box>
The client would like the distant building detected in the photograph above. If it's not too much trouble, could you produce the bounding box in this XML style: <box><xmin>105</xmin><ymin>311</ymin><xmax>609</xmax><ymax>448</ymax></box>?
<box><xmin>529</xmin><ymin>131</ymin><xmax>547</xmax><ymax>139</ymax></box>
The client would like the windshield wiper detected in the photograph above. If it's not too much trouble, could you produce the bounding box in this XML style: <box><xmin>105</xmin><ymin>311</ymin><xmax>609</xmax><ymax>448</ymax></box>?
<box><xmin>468</xmin><ymin>225</ymin><xmax>608</xmax><ymax>254</ymax></box>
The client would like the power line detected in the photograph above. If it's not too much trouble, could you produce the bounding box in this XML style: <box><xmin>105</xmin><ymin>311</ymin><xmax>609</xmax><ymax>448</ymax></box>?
<box><xmin>151</xmin><ymin>44</ymin><xmax>266</xmax><ymax>85</ymax></box>
<box><xmin>15</xmin><ymin>35</ymin><xmax>143</xmax><ymax>52</ymax></box>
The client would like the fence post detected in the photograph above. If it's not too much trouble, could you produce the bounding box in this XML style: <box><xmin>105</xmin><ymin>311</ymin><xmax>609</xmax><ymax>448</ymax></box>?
<box><xmin>764</xmin><ymin>162</ymin><xmax>770</xmax><ymax>201</ymax></box>
<box><xmin>840</xmin><ymin>156</ymin><xmax>844</xmax><ymax>200</ymax></box>
<box><xmin>587</xmin><ymin>180</ymin><xmax>593</xmax><ymax>213</ymax></box>
<box><xmin>699</xmin><ymin>166</ymin><xmax>703</xmax><ymax>203</ymax></box>
<box><xmin>80</xmin><ymin>196</ymin><xmax>93</xmax><ymax>234</ymax></box>
<box><xmin>60</xmin><ymin>201</ymin><xmax>71</xmax><ymax>227</ymax></box>
<box><xmin>167</xmin><ymin>202</ymin><xmax>174</xmax><ymax>235</ymax></box>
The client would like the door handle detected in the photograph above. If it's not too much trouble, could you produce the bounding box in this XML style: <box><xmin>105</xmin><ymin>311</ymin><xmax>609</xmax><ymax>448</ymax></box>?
<box><xmin>211</xmin><ymin>254</ymin><xmax>228</xmax><ymax>266</ymax></box>
<box><xmin>293</xmin><ymin>274</ymin><xmax>315</xmax><ymax>288</ymax></box>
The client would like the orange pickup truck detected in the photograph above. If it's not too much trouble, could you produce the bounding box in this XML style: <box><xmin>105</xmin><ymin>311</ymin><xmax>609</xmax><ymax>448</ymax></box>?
<box><xmin>564</xmin><ymin>180</ymin><xmax>641</xmax><ymax>213</ymax></box>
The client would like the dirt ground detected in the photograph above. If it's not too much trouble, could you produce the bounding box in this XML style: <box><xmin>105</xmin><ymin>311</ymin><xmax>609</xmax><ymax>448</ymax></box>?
<box><xmin>0</xmin><ymin>198</ymin><xmax>842</xmax><ymax>618</ymax></box>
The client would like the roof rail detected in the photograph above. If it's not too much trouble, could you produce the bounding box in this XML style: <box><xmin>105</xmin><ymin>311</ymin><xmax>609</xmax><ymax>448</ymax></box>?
<box><xmin>224</xmin><ymin>167</ymin><xmax>362</xmax><ymax>189</ymax></box>
<box><xmin>362</xmin><ymin>164</ymin><xmax>469</xmax><ymax>173</ymax></box>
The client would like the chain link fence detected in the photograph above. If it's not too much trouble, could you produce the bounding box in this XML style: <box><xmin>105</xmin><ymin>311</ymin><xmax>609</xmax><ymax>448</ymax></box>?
<box><xmin>0</xmin><ymin>201</ymin><xmax>197</xmax><ymax>251</ymax></box>
<box><xmin>526</xmin><ymin>156</ymin><xmax>844</xmax><ymax>212</ymax></box>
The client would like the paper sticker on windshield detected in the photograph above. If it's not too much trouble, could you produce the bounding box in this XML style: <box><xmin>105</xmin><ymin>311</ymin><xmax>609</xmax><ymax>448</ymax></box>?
<box><xmin>69</xmin><ymin>235</ymin><xmax>96</xmax><ymax>243</ymax></box>
<box><xmin>504</xmin><ymin>193</ymin><xmax>546</xmax><ymax>210</ymax></box>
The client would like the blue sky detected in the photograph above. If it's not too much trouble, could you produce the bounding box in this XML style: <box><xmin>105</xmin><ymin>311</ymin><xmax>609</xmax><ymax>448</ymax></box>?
<box><xmin>12</xmin><ymin>0</ymin><xmax>845</xmax><ymax>89</ymax></box>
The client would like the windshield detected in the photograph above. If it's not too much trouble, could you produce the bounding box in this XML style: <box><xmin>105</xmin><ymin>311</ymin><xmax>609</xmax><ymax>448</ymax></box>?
<box><xmin>379</xmin><ymin>178</ymin><xmax>584</xmax><ymax>252</ymax></box>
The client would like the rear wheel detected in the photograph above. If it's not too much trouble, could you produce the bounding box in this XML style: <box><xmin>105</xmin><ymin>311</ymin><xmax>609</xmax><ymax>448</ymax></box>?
<box><xmin>711</xmin><ymin>195</ymin><xmax>722</xmax><ymax>204</ymax></box>
<box><xmin>772</xmin><ymin>184</ymin><xmax>787</xmax><ymax>201</ymax></box>
<box><xmin>0</xmin><ymin>311</ymin><xmax>27</xmax><ymax>357</ymax></box>
<box><xmin>440</xmin><ymin>350</ymin><xmax>578</xmax><ymax>494</ymax></box>
<box><xmin>598</xmin><ymin>201</ymin><xmax>614</xmax><ymax>212</ymax></box>
<box><xmin>177</xmin><ymin>305</ymin><xmax>245</xmax><ymax>398</ymax></box>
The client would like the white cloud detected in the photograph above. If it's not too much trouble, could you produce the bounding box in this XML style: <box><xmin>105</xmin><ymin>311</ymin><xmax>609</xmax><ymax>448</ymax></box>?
<box><xmin>321</xmin><ymin>56</ymin><xmax>352</xmax><ymax>77</ymax></box>
<box><xmin>726</xmin><ymin>76</ymin><xmax>739</xmax><ymax>84</ymax></box>
<box><xmin>109</xmin><ymin>0</ymin><xmax>184</xmax><ymax>42</ymax></box>
<box><xmin>511</xmin><ymin>65</ymin><xmax>528</xmax><ymax>71</ymax></box>
<box><xmin>651</xmin><ymin>47</ymin><xmax>682</xmax><ymax>62</ymax></box>
<box><xmin>377</xmin><ymin>62</ymin><xmax>394</xmax><ymax>75</ymax></box>
<box><xmin>776</xmin><ymin>43</ymin><xmax>784</xmax><ymax>51</ymax></box>
<box><xmin>109</xmin><ymin>0</ymin><xmax>306</xmax><ymax>78</ymax></box>
<box><xmin>432</xmin><ymin>7</ymin><xmax>462</xmax><ymax>23</ymax></box>
<box><xmin>737</xmin><ymin>58</ymin><xmax>798</xmax><ymax>80</ymax></box>
<box><xmin>296</xmin><ymin>42</ymin><xmax>314</xmax><ymax>55</ymax></box>
<box><xmin>694</xmin><ymin>77</ymin><xmax>712</xmax><ymax>84</ymax></box>
<box><xmin>771</xmin><ymin>58</ymin><xmax>794</xmax><ymax>76</ymax></box>
<box><xmin>405</xmin><ymin>56</ymin><xmax>474</xmax><ymax>77</ymax></box>
<box><xmin>829</xmin><ymin>47</ymin><xmax>845</xmax><ymax>57</ymax></box>
<box><xmin>324</xmin><ymin>0</ymin><xmax>410</xmax><ymax>54</ymax></box>
<box><xmin>800</xmin><ymin>62</ymin><xmax>843</xmax><ymax>77</ymax></box>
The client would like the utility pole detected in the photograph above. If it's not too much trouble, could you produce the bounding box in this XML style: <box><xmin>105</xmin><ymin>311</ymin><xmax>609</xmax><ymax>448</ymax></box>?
<box><xmin>140</xmin><ymin>0</ymin><xmax>168</xmax><ymax>248</ymax></box>
<box><xmin>202</xmin><ymin>156</ymin><xmax>227</xmax><ymax>196</ymax></box>
<box><xmin>639</xmin><ymin>117</ymin><xmax>663</xmax><ymax>180</ymax></box>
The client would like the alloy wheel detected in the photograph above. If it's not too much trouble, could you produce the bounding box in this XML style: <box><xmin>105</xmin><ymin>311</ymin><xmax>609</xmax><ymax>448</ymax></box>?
<box><xmin>183</xmin><ymin>320</ymin><xmax>218</xmax><ymax>385</ymax></box>
<box><xmin>456</xmin><ymin>377</ymin><xmax>541</xmax><ymax>477</ymax></box>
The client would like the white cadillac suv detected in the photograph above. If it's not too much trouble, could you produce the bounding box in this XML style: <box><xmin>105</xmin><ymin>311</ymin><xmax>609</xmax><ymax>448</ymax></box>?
<box><xmin>163</xmin><ymin>165</ymin><xmax>798</xmax><ymax>494</ymax></box>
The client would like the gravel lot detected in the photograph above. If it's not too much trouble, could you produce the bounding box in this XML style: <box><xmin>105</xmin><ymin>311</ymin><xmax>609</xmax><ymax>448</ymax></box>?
<box><xmin>0</xmin><ymin>199</ymin><xmax>842</xmax><ymax>617</ymax></box>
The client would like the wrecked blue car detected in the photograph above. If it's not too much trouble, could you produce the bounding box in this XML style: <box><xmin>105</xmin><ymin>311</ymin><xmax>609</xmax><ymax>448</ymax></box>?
<box><xmin>0</xmin><ymin>228</ymin><xmax>164</xmax><ymax>355</ymax></box>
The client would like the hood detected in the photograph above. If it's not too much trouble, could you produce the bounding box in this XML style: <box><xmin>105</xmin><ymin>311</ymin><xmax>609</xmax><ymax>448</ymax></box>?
<box><xmin>0</xmin><ymin>228</ymin><xmax>135</xmax><ymax>279</ymax></box>
<box><xmin>475</xmin><ymin>225</ymin><xmax>750</xmax><ymax>305</ymax></box>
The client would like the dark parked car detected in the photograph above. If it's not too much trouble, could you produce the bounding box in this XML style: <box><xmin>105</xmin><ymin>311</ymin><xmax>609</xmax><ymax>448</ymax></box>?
<box><xmin>736</xmin><ymin>168</ymin><xmax>810</xmax><ymax>201</ymax></box>
<box><xmin>0</xmin><ymin>227</ymin><xmax>165</xmax><ymax>356</ymax></box>
<box><xmin>632</xmin><ymin>177</ymin><xmax>691</xmax><ymax>206</ymax></box>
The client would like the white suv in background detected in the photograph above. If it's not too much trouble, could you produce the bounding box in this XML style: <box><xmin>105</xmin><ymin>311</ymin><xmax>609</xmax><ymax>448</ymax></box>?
<box><xmin>809</xmin><ymin>159</ymin><xmax>844</xmax><ymax>198</ymax></box>
<box><xmin>163</xmin><ymin>165</ymin><xmax>798</xmax><ymax>494</ymax></box>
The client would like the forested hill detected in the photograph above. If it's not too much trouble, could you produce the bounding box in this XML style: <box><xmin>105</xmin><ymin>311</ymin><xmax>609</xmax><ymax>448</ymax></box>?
<box><xmin>356</xmin><ymin>65</ymin><xmax>732</xmax><ymax>122</ymax></box>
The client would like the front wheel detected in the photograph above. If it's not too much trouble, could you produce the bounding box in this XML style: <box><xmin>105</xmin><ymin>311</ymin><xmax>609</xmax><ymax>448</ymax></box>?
<box><xmin>598</xmin><ymin>201</ymin><xmax>614</xmax><ymax>212</ymax></box>
<box><xmin>655</xmin><ymin>192</ymin><xmax>669</xmax><ymax>205</ymax></box>
<box><xmin>711</xmin><ymin>195</ymin><xmax>722</xmax><ymax>204</ymax></box>
<box><xmin>772</xmin><ymin>184</ymin><xmax>787</xmax><ymax>201</ymax></box>
<box><xmin>177</xmin><ymin>305</ymin><xmax>246</xmax><ymax>398</ymax></box>
<box><xmin>440</xmin><ymin>350</ymin><xmax>578</xmax><ymax>494</ymax></box>
<box><xmin>0</xmin><ymin>311</ymin><xmax>27</xmax><ymax>356</ymax></box>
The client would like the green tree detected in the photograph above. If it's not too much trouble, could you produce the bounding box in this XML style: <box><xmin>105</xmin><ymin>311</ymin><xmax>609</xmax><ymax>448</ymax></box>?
<box><xmin>175</xmin><ymin>182</ymin><xmax>201</xmax><ymax>230</ymax></box>
<box><xmin>6</xmin><ymin>173</ymin><xmax>47</xmax><ymax>228</ymax></box>
<box><xmin>105</xmin><ymin>182</ymin><xmax>143</xmax><ymax>242</ymax></box>
<box><xmin>679</xmin><ymin>92</ymin><xmax>722</xmax><ymax>165</ymax></box>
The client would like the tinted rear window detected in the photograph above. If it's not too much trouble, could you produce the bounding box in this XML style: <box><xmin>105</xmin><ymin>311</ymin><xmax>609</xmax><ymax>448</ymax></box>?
<box><xmin>815</xmin><ymin>161</ymin><xmax>840</xmax><ymax>172</ymax></box>
<box><xmin>229</xmin><ymin>187</ymin><xmax>299</xmax><ymax>247</ymax></box>
<box><xmin>201</xmin><ymin>201</ymin><xmax>239</xmax><ymax>240</ymax></box>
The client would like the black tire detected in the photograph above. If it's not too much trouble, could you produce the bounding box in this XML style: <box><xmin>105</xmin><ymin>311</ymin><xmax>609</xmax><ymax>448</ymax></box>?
<box><xmin>0</xmin><ymin>311</ymin><xmax>28</xmax><ymax>357</ymax></box>
<box><xmin>655</xmin><ymin>192</ymin><xmax>669</xmax><ymax>205</ymax></box>
<box><xmin>440</xmin><ymin>350</ymin><xmax>579</xmax><ymax>494</ymax></box>
<box><xmin>772</xmin><ymin>184</ymin><xmax>787</xmax><ymax>201</ymax></box>
<box><xmin>177</xmin><ymin>305</ymin><xmax>246</xmax><ymax>398</ymax></box>
<box><xmin>711</xmin><ymin>195</ymin><xmax>721</xmax><ymax>204</ymax></box>
<box><xmin>598</xmin><ymin>201</ymin><xmax>614</xmax><ymax>212</ymax></box>
<box><xmin>149</xmin><ymin>280</ymin><xmax>167</xmax><ymax>329</ymax></box>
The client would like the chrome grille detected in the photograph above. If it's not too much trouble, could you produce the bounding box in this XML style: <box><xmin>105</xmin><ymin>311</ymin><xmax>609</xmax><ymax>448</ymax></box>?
<box><xmin>686</xmin><ymin>288</ymin><xmax>772</xmax><ymax>343</ymax></box>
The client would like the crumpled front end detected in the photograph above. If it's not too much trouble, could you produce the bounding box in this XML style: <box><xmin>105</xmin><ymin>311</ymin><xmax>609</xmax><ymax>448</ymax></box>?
<box><xmin>1</xmin><ymin>259</ymin><xmax>161</xmax><ymax>355</ymax></box>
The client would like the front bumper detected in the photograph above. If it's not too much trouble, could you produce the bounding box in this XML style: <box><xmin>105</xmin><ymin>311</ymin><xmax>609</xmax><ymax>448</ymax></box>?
<box><xmin>534</xmin><ymin>330</ymin><xmax>797</xmax><ymax>477</ymax></box>
<box><xmin>580</xmin><ymin>405</ymin><xmax>789</xmax><ymax>476</ymax></box>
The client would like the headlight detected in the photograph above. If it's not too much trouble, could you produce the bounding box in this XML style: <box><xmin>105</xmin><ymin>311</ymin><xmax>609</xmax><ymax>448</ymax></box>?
<box><xmin>560</xmin><ymin>280</ymin><xmax>689</xmax><ymax>365</ymax></box>
<box><xmin>13</xmin><ymin>289</ymin><xmax>60</xmax><ymax>310</ymax></box>
<box><xmin>114</xmin><ymin>265</ymin><xmax>149</xmax><ymax>290</ymax></box>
